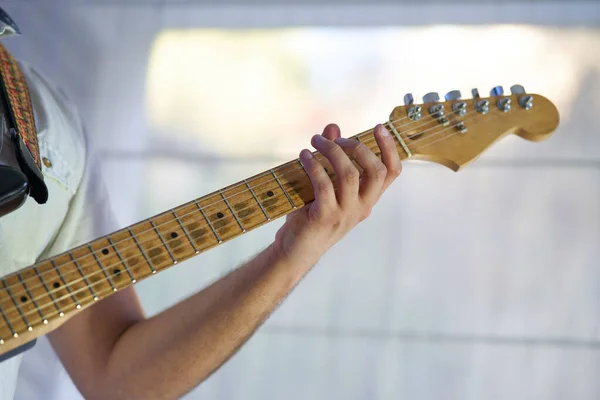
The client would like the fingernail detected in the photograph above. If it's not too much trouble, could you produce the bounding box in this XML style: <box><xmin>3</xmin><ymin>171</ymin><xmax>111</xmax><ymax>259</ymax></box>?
<box><xmin>313</xmin><ymin>134</ymin><xmax>326</xmax><ymax>143</ymax></box>
<box><xmin>378</xmin><ymin>124</ymin><xmax>390</xmax><ymax>137</ymax></box>
<box><xmin>301</xmin><ymin>149</ymin><xmax>313</xmax><ymax>159</ymax></box>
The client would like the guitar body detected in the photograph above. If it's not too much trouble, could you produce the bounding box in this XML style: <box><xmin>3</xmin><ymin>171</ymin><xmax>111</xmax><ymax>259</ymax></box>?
<box><xmin>0</xmin><ymin>164</ymin><xmax>28</xmax><ymax>218</ymax></box>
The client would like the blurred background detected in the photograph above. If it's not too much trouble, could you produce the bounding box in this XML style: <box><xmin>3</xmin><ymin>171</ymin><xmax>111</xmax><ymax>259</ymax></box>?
<box><xmin>3</xmin><ymin>0</ymin><xmax>600</xmax><ymax>399</ymax></box>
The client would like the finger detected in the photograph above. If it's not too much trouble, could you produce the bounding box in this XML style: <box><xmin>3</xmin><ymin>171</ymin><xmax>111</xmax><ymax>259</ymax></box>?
<box><xmin>299</xmin><ymin>149</ymin><xmax>336</xmax><ymax>212</ymax></box>
<box><xmin>373</xmin><ymin>124</ymin><xmax>402</xmax><ymax>192</ymax></box>
<box><xmin>333</xmin><ymin>137</ymin><xmax>386</xmax><ymax>204</ymax></box>
<box><xmin>311</xmin><ymin>134</ymin><xmax>359</xmax><ymax>205</ymax></box>
<box><xmin>321</xmin><ymin>123</ymin><xmax>341</xmax><ymax>141</ymax></box>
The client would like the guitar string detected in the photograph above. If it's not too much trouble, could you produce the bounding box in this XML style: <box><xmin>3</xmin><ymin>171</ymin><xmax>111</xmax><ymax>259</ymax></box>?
<box><xmin>0</xmin><ymin>107</ymin><xmax>506</xmax><ymax>327</ymax></box>
<box><xmin>0</xmin><ymin>105</ymin><xmax>497</xmax><ymax>313</ymax></box>
<box><xmin>0</xmin><ymin>103</ymin><xmax>477</xmax><ymax>295</ymax></box>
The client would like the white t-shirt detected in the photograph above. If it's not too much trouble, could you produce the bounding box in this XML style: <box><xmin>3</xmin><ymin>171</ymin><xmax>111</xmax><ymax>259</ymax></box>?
<box><xmin>0</xmin><ymin>61</ymin><xmax>116</xmax><ymax>399</ymax></box>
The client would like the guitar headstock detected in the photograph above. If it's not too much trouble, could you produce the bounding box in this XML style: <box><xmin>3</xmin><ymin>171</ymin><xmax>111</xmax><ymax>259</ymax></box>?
<box><xmin>389</xmin><ymin>85</ymin><xmax>560</xmax><ymax>171</ymax></box>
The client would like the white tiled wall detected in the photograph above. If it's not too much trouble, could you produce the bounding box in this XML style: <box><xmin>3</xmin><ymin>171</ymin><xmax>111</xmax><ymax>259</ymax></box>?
<box><xmin>5</xmin><ymin>2</ymin><xmax>600</xmax><ymax>400</ymax></box>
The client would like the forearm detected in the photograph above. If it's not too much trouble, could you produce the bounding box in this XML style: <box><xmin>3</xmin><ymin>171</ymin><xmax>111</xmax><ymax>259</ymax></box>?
<box><xmin>99</xmin><ymin>243</ymin><xmax>312</xmax><ymax>400</ymax></box>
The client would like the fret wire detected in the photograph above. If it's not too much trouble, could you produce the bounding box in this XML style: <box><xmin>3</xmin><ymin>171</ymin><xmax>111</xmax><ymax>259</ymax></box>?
<box><xmin>1</xmin><ymin>278</ymin><xmax>31</xmax><ymax>330</ymax></box>
<box><xmin>86</xmin><ymin>245</ymin><xmax>116</xmax><ymax>293</ymax></box>
<box><xmin>0</xmin><ymin>291</ymin><xmax>17</xmax><ymax>337</ymax></box>
<box><xmin>244</xmin><ymin>179</ymin><xmax>270</xmax><ymax>221</ymax></box>
<box><xmin>106</xmin><ymin>237</ymin><xmax>136</xmax><ymax>283</ymax></box>
<box><xmin>172</xmin><ymin>209</ymin><xmax>199</xmax><ymax>254</ymax></box>
<box><xmin>271</xmin><ymin>169</ymin><xmax>296</xmax><ymax>209</ymax></box>
<box><xmin>16</xmin><ymin>272</ymin><xmax>47</xmax><ymax>324</ymax></box>
<box><xmin>33</xmin><ymin>265</ymin><xmax>63</xmax><ymax>317</ymax></box>
<box><xmin>219</xmin><ymin>190</ymin><xmax>246</xmax><ymax>232</ymax></box>
<box><xmin>70</xmin><ymin>250</ymin><xmax>101</xmax><ymax>299</ymax></box>
<box><xmin>51</xmin><ymin>259</ymin><xmax>81</xmax><ymax>309</ymax></box>
<box><xmin>194</xmin><ymin>199</ymin><xmax>222</xmax><ymax>243</ymax></box>
<box><xmin>128</xmin><ymin>228</ymin><xmax>156</xmax><ymax>274</ymax></box>
<box><xmin>149</xmin><ymin>219</ymin><xmax>177</xmax><ymax>264</ymax></box>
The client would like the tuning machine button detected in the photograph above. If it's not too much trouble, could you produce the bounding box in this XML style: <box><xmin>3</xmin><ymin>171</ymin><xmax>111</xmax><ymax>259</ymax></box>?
<box><xmin>444</xmin><ymin>90</ymin><xmax>461</xmax><ymax>101</ymax></box>
<box><xmin>404</xmin><ymin>92</ymin><xmax>422</xmax><ymax>121</ymax></box>
<box><xmin>445</xmin><ymin>90</ymin><xmax>467</xmax><ymax>116</ymax></box>
<box><xmin>490</xmin><ymin>86</ymin><xmax>504</xmax><ymax>97</ymax></box>
<box><xmin>510</xmin><ymin>84</ymin><xmax>534</xmax><ymax>110</ymax></box>
<box><xmin>423</xmin><ymin>92</ymin><xmax>440</xmax><ymax>104</ymax></box>
<box><xmin>471</xmin><ymin>88</ymin><xmax>489</xmax><ymax>114</ymax></box>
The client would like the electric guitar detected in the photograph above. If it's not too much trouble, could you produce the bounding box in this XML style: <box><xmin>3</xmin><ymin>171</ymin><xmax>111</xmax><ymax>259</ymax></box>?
<box><xmin>0</xmin><ymin>85</ymin><xmax>560</xmax><ymax>360</ymax></box>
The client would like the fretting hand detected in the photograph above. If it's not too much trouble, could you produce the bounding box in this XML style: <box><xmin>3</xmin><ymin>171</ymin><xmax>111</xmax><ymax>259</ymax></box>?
<box><xmin>273</xmin><ymin>123</ymin><xmax>402</xmax><ymax>266</ymax></box>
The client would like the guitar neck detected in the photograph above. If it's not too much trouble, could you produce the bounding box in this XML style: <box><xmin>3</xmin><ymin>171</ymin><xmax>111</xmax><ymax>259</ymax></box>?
<box><xmin>0</xmin><ymin>121</ymin><xmax>407</xmax><ymax>352</ymax></box>
<box><xmin>0</xmin><ymin>88</ymin><xmax>561</xmax><ymax>357</ymax></box>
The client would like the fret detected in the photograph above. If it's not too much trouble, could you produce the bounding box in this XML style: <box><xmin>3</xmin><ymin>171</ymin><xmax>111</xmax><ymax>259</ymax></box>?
<box><xmin>218</xmin><ymin>182</ymin><xmax>268</xmax><ymax>231</ymax></box>
<box><xmin>32</xmin><ymin>265</ymin><xmax>63</xmax><ymax>317</ymax></box>
<box><xmin>149</xmin><ymin>219</ymin><xmax>177</xmax><ymax>264</ymax></box>
<box><xmin>36</xmin><ymin>260</ymin><xmax>77</xmax><ymax>312</ymax></box>
<box><xmin>244</xmin><ymin>173</ymin><xmax>293</xmax><ymax>219</ymax></box>
<box><xmin>129</xmin><ymin>221</ymin><xmax>175</xmax><ymax>272</ymax></box>
<box><xmin>87</xmin><ymin>244</ymin><xmax>119</xmax><ymax>293</ymax></box>
<box><xmin>64</xmin><ymin>246</ymin><xmax>112</xmax><ymax>303</ymax></box>
<box><xmin>271</xmin><ymin>169</ymin><xmax>296</xmax><ymax>209</ymax></box>
<box><xmin>175</xmin><ymin>201</ymin><xmax>220</xmax><ymax>251</ymax></box>
<box><xmin>196</xmin><ymin>193</ymin><xmax>243</xmax><ymax>242</ymax></box>
<box><xmin>245</xmin><ymin>179</ymin><xmax>270</xmax><ymax>221</ymax></box>
<box><xmin>127</xmin><ymin>228</ymin><xmax>156</xmax><ymax>275</ymax></box>
<box><xmin>103</xmin><ymin>236</ymin><xmax>137</xmax><ymax>283</ymax></box>
<box><xmin>69</xmin><ymin>251</ymin><xmax>101</xmax><ymax>299</ymax></box>
<box><xmin>50</xmin><ymin>258</ymin><xmax>82</xmax><ymax>309</ymax></box>
<box><xmin>219</xmin><ymin>190</ymin><xmax>246</xmax><ymax>232</ymax></box>
<box><xmin>194</xmin><ymin>199</ymin><xmax>222</xmax><ymax>243</ymax></box>
<box><xmin>151</xmin><ymin>211</ymin><xmax>196</xmax><ymax>262</ymax></box>
<box><xmin>107</xmin><ymin>228</ymin><xmax>156</xmax><ymax>278</ymax></box>
<box><xmin>272</xmin><ymin>162</ymin><xmax>314</xmax><ymax>207</ymax></box>
<box><xmin>1</xmin><ymin>278</ymin><xmax>31</xmax><ymax>332</ymax></box>
<box><xmin>172</xmin><ymin>209</ymin><xmax>199</xmax><ymax>254</ymax></box>
<box><xmin>0</xmin><ymin>299</ymin><xmax>16</xmax><ymax>339</ymax></box>
<box><xmin>16</xmin><ymin>272</ymin><xmax>47</xmax><ymax>324</ymax></box>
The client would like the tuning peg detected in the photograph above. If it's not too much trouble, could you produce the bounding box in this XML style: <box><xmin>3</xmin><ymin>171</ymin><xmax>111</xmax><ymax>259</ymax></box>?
<box><xmin>403</xmin><ymin>93</ymin><xmax>415</xmax><ymax>106</ymax></box>
<box><xmin>444</xmin><ymin>90</ymin><xmax>462</xmax><ymax>101</ymax></box>
<box><xmin>423</xmin><ymin>92</ymin><xmax>440</xmax><ymax>103</ymax></box>
<box><xmin>471</xmin><ymin>88</ymin><xmax>489</xmax><ymax>114</ymax></box>
<box><xmin>510</xmin><ymin>84</ymin><xmax>533</xmax><ymax>110</ymax></box>
<box><xmin>490</xmin><ymin>86</ymin><xmax>504</xmax><ymax>96</ymax></box>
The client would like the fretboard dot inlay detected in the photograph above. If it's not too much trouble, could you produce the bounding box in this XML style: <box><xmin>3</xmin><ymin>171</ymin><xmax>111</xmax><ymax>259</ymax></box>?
<box><xmin>102</xmin><ymin>249</ymin><xmax>109</xmax><ymax>255</ymax></box>
<box><xmin>170</xmin><ymin>232</ymin><xmax>178</xmax><ymax>239</ymax></box>
<box><xmin>217</xmin><ymin>212</ymin><xmax>224</xmax><ymax>219</ymax></box>
<box><xmin>20</xmin><ymin>296</ymin><xmax>27</xmax><ymax>303</ymax></box>
<box><xmin>113</xmin><ymin>269</ymin><xmax>121</xmax><ymax>277</ymax></box>
<box><xmin>267</xmin><ymin>190</ymin><xmax>274</xmax><ymax>197</ymax></box>
<box><xmin>53</xmin><ymin>282</ymin><xmax>60</xmax><ymax>289</ymax></box>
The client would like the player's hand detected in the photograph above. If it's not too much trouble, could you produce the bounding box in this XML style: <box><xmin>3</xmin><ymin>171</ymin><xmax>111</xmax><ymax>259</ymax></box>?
<box><xmin>273</xmin><ymin>123</ymin><xmax>402</xmax><ymax>266</ymax></box>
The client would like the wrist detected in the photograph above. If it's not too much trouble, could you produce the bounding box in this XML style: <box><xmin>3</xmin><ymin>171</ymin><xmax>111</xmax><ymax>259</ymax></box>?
<box><xmin>268</xmin><ymin>239</ymin><xmax>322</xmax><ymax>281</ymax></box>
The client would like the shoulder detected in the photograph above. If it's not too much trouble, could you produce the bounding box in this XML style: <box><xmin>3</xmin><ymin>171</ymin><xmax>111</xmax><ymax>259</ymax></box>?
<box><xmin>19</xmin><ymin>60</ymin><xmax>87</xmax><ymax>194</ymax></box>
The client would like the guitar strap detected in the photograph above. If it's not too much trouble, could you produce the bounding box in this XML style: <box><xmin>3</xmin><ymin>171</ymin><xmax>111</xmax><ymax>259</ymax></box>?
<box><xmin>0</xmin><ymin>7</ymin><xmax>48</xmax><ymax>218</ymax></box>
